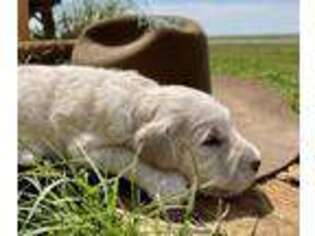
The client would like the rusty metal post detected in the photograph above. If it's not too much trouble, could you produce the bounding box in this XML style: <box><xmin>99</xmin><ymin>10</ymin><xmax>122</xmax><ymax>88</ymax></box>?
<box><xmin>18</xmin><ymin>0</ymin><xmax>29</xmax><ymax>41</ymax></box>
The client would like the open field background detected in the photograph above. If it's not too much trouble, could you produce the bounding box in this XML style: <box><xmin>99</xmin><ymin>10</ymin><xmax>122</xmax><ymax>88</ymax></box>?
<box><xmin>209</xmin><ymin>35</ymin><xmax>299</xmax><ymax>112</ymax></box>
<box><xmin>209</xmin><ymin>34</ymin><xmax>298</xmax><ymax>44</ymax></box>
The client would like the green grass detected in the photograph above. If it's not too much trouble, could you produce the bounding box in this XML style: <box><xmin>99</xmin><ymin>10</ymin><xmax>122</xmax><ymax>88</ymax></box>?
<box><xmin>209</xmin><ymin>34</ymin><xmax>298</xmax><ymax>42</ymax></box>
<box><xmin>209</xmin><ymin>40</ymin><xmax>299</xmax><ymax>112</ymax></box>
<box><xmin>19</xmin><ymin>169</ymin><xmax>140</xmax><ymax>235</ymax></box>
<box><xmin>18</xmin><ymin>147</ymin><xmax>227</xmax><ymax>236</ymax></box>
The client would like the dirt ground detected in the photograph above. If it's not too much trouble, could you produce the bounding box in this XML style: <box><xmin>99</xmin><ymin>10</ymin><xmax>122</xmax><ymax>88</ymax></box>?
<box><xmin>212</xmin><ymin>76</ymin><xmax>298</xmax><ymax>179</ymax></box>
<box><xmin>194</xmin><ymin>76</ymin><xmax>299</xmax><ymax>235</ymax></box>
<box><xmin>134</xmin><ymin>163</ymin><xmax>299</xmax><ymax>236</ymax></box>
<box><xmin>210</xmin><ymin>164</ymin><xmax>299</xmax><ymax>236</ymax></box>
<box><xmin>142</xmin><ymin>76</ymin><xmax>300</xmax><ymax>235</ymax></box>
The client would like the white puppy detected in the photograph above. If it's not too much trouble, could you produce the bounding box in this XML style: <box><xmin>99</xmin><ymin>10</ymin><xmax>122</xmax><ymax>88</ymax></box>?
<box><xmin>19</xmin><ymin>65</ymin><xmax>261</xmax><ymax>200</ymax></box>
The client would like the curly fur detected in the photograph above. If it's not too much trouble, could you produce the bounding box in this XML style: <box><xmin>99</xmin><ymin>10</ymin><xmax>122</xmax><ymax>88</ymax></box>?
<box><xmin>19</xmin><ymin>65</ymin><xmax>261</xmax><ymax>200</ymax></box>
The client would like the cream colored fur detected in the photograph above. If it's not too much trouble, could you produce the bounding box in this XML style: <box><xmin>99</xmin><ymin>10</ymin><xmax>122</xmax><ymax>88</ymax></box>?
<box><xmin>19</xmin><ymin>65</ymin><xmax>261</xmax><ymax>200</ymax></box>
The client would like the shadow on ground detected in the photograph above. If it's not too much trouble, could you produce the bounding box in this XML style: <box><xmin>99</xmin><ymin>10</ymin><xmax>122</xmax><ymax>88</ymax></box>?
<box><xmin>117</xmin><ymin>177</ymin><xmax>273</xmax><ymax>225</ymax></box>
<box><xmin>193</xmin><ymin>188</ymin><xmax>273</xmax><ymax>222</ymax></box>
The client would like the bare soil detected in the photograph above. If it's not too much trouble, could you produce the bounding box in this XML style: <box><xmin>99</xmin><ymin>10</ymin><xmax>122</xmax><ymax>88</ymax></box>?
<box><xmin>189</xmin><ymin>76</ymin><xmax>299</xmax><ymax>235</ymax></box>
<box><xmin>212</xmin><ymin>76</ymin><xmax>298</xmax><ymax>180</ymax></box>
<box><xmin>160</xmin><ymin>76</ymin><xmax>299</xmax><ymax>235</ymax></box>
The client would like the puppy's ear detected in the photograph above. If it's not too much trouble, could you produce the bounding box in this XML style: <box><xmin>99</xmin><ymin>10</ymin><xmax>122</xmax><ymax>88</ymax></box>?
<box><xmin>134</xmin><ymin>117</ymin><xmax>184</xmax><ymax>171</ymax></box>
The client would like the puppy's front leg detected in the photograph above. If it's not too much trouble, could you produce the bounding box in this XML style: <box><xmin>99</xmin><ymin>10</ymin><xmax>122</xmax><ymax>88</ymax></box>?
<box><xmin>86</xmin><ymin>148</ymin><xmax>189</xmax><ymax>203</ymax></box>
<box><xmin>132</xmin><ymin>162</ymin><xmax>189</xmax><ymax>203</ymax></box>
<box><xmin>67</xmin><ymin>135</ymin><xmax>189</xmax><ymax>202</ymax></box>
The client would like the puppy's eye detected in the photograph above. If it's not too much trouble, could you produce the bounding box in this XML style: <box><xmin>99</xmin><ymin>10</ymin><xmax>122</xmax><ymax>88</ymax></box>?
<box><xmin>202</xmin><ymin>136</ymin><xmax>222</xmax><ymax>147</ymax></box>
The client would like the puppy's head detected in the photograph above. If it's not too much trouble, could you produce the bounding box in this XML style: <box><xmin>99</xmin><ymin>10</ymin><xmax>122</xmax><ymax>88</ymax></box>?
<box><xmin>135</xmin><ymin>86</ymin><xmax>261</xmax><ymax>197</ymax></box>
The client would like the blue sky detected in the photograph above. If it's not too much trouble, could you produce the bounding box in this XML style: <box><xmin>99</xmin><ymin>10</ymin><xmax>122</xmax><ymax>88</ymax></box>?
<box><xmin>59</xmin><ymin>0</ymin><xmax>299</xmax><ymax>36</ymax></box>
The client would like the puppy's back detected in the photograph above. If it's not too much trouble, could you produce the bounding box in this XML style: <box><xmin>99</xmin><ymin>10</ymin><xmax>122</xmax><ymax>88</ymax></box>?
<box><xmin>18</xmin><ymin>65</ymin><xmax>158</xmax><ymax>143</ymax></box>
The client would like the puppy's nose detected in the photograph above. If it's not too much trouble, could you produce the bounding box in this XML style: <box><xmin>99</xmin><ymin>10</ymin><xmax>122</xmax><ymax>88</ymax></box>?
<box><xmin>250</xmin><ymin>159</ymin><xmax>261</xmax><ymax>172</ymax></box>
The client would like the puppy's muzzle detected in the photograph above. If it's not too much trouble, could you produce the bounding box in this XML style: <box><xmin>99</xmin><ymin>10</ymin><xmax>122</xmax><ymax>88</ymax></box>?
<box><xmin>244</xmin><ymin>144</ymin><xmax>261</xmax><ymax>173</ymax></box>
<box><xmin>244</xmin><ymin>145</ymin><xmax>261</xmax><ymax>173</ymax></box>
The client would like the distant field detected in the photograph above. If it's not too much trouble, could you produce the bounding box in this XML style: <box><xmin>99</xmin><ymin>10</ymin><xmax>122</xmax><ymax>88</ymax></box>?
<box><xmin>209</xmin><ymin>34</ymin><xmax>298</xmax><ymax>44</ymax></box>
<box><xmin>208</xmin><ymin>36</ymin><xmax>299</xmax><ymax>112</ymax></box>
